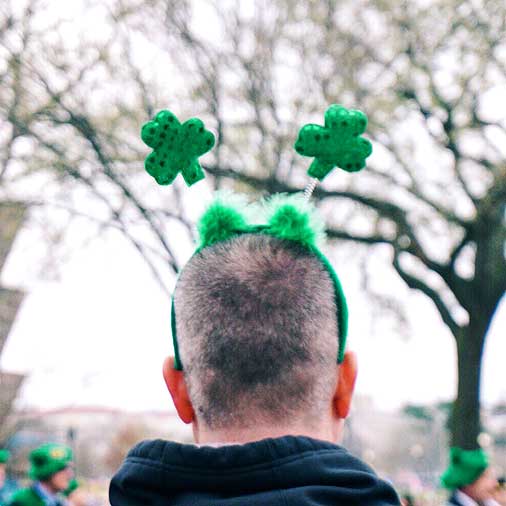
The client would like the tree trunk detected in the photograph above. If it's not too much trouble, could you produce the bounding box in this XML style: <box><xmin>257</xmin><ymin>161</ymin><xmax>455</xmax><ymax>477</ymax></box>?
<box><xmin>451</xmin><ymin>199</ymin><xmax>506</xmax><ymax>449</ymax></box>
<box><xmin>452</xmin><ymin>316</ymin><xmax>488</xmax><ymax>449</ymax></box>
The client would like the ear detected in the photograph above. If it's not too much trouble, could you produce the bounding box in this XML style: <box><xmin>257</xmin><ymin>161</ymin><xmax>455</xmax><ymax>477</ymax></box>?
<box><xmin>333</xmin><ymin>351</ymin><xmax>358</xmax><ymax>419</ymax></box>
<box><xmin>162</xmin><ymin>357</ymin><xmax>195</xmax><ymax>424</ymax></box>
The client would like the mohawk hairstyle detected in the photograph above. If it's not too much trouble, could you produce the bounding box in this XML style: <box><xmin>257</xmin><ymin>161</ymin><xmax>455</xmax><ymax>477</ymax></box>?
<box><xmin>174</xmin><ymin>233</ymin><xmax>339</xmax><ymax>430</ymax></box>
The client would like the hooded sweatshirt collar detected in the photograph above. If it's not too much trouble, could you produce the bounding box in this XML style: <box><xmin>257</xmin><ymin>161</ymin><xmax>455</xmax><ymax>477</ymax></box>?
<box><xmin>110</xmin><ymin>435</ymin><xmax>400</xmax><ymax>506</ymax></box>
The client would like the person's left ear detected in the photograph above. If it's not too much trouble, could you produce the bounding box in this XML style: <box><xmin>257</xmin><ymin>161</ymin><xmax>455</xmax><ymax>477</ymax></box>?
<box><xmin>162</xmin><ymin>357</ymin><xmax>195</xmax><ymax>424</ymax></box>
<box><xmin>333</xmin><ymin>351</ymin><xmax>358</xmax><ymax>419</ymax></box>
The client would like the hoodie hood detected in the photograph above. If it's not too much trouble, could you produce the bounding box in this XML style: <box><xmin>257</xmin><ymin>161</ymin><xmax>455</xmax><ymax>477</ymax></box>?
<box><xmin>110</xmin><ymin>435</ymin><xmax>399</xmax><ymax>506</ymax></box>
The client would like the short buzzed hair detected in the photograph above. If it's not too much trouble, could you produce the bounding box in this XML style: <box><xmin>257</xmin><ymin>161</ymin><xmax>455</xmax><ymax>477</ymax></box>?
<box><xmin>174</xmin><ymin>233</ymin><xmax>339</xmax><ymax>430</ymax></box>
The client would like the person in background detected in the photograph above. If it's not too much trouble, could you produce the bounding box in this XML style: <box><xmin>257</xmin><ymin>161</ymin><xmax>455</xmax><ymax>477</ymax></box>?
<box><xmin>441</xmin><ymin>447</ymin><xmax>499</xmax><ymax>506</ymax></box>
<box><xmin>8</xmin><ymin>444</ymin><xmax>73</xmax><ymax>506</ymax></box>
<box><xmin>0</xmin><ymin>449</ymin><xmax>18</xmax><ymax>506</ymax></box>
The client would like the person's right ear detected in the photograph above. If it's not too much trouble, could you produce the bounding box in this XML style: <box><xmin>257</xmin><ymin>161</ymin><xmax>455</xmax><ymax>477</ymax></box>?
<box><xmin>332</xmin><ymin>351</ymin><xmax>358</xmax><ymax>419</ymax></box>
<box><xmin>162</xmin><ymin>357</ymin><xmax>195</xmax><ymax>424</ymax></box>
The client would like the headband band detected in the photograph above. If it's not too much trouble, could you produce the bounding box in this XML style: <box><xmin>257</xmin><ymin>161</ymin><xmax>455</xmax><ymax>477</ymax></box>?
<box><xmin>170</xmin><ymin>194</ymin><xmax>349</xmax><ymax>370</ymax></box>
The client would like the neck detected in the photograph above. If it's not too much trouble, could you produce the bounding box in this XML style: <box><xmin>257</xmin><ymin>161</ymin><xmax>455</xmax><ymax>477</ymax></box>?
<box><xmin>194</xmin><ymin>419</ymin><xmax>344</xmax><ymax>445</ymax></box>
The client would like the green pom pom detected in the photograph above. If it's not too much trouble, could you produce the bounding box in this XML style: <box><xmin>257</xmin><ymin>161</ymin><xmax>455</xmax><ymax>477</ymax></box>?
<box><xmin>197</xmin><ymin>195</ymin><xmax>249</xmax><ymax>248</ymax></box>
<box><xmin>141</xmin><ymin>110</ymin><xmax>215</xmax><ymax>187</ymax></box>
<box><xmin>294</xmin><ymin>104</ymin><xmax>372</xmax><ymax>181</ymax></box>
<box><xmin>265</xmin><ymin>194</ymin><xmax>325</xmax><ymax>248</ymax></box>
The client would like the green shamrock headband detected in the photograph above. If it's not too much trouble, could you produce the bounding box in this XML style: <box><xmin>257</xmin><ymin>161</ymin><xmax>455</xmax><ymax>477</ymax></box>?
<box><xmin>141</xmin><ymin>105</ymin><xmax>372</xmax><ymax>370</ymax></box>
<box><xmin>141</xmin><ymin>110</ymin><xmax>215</xmax><ymax>186</ymax></box>
<box><xmin>170</xmin><ymin>193</ymin><xmax>349</xmax><ymax>369</ymax></box>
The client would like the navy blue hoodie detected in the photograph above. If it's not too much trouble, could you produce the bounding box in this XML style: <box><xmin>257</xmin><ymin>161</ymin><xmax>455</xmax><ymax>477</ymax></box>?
<box><xmin>110</xmin><ymin>435</ymin><xmax>400</xmax><ymax>506</ymax></box>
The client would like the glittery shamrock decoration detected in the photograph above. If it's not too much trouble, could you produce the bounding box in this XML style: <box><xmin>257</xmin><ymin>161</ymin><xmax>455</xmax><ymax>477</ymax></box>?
<box><xmin>141</xmin><ymin>110</ymin><xmax>215</xmax><ymax>186</ymax></box>
<box><xmin>294</xmin><ymin>104</ymin><xmax>372</xmax><ymax>181</ymax></box>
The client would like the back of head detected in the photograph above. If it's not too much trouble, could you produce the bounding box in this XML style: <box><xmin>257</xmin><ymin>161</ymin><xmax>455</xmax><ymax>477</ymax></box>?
<box><xmin>175</xmin><ymin>233</ymin><xmax>339</xmax><ymax>431</ymax></box>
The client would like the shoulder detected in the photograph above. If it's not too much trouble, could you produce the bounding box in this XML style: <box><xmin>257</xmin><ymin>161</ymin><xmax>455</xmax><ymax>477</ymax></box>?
<box><xmin>7</xmin><ymin>487</ymin><xmax>44</xmax><ymax>506</ymax></box>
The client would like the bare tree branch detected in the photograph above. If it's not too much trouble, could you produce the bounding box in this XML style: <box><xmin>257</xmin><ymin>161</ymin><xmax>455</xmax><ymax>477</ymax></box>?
<box><xmin>393</xmin><ymin>251</ymin><xmax>460</xmax><ymax>338</ymax></box>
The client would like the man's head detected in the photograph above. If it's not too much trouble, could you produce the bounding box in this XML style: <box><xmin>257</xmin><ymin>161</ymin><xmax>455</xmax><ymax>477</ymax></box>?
<box><xmin>441</xmin><ymin>446</ymin><xmax>498</xmax><ymax>501</ymax></box>
<box><xmin>163</xmin><ymin>233</ymin><xmax>357</xmax><ymax>443</ymax></box>
<box><xmin>29</xmin><ymin>443</ymin><xmax>74</xmax><ymax>493</ymax></box>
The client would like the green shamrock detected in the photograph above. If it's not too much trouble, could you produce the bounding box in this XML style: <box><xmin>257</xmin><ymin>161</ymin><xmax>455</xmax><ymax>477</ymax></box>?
<box><xmin>141</xmin><ymin>110</ymin><xmax>215</xmax><ymax>186</ymax></box>
<box><xmin>294</xmin><ymin>104</ymin><xmax>372</xmax><ymax>181</ymax></box>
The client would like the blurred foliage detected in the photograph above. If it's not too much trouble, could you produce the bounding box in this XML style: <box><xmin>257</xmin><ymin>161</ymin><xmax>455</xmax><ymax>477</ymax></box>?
<box><xmin>103</xmin><ymin>422</ymin><xmax>149</xmax><ymax>473</ymax></box>
<box><xmin>403</xmin><ymin>404</ymin><xmax>434</xmax><ymax>422</ymax></box>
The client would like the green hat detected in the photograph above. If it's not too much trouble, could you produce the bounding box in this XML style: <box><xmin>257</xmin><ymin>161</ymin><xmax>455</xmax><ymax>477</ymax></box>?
<box><xmin>441</xmin><ymin>447</ymin><xmax>489</xmax><ymax>489</ymax></box>
<box><xmin>0</xmin><ymin>449</ymin><xmax>10</xmax><ymax>463</ymax></box>
<box><xmin>29</xmin><ymin>443</ymin><xmax>73</xmax><ymax>481</ymax></box>
<box><xmin>64</xmin><ymin>478</ymin><xmax>79</xmax><ymax>497</ymax></box>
